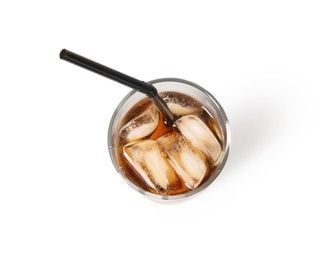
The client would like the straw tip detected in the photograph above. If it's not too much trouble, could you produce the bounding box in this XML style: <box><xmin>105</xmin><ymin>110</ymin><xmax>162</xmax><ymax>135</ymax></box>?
<box><xmin>59</xmin><ymin>49</ymin><xmax>67</xmax><ymax>59</ymax></box>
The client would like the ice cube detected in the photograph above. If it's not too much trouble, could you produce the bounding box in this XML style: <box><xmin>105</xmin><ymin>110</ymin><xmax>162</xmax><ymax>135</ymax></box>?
<box><xmin>157</xmin><ymin>132</ymin><xmax>208</xmax><ymax>189</ymax></box>
<box><xmin>176</xmin><ymin>115</ymin><xmax>221</xmax><ymax>163</ymax></box>
<box><xmin>123</xmin><ymin>140</ymin><xmax>181</xmax><ymax>193</ymax></box>
<box><xmin>161</xmin><ymin>93</ymin><xmax>202</xmax><ymax>116</ymax></box>
<box><xmin>120</xmin><ymin>105</ymin><xmax>159</xmax><ymax>141</ymax></box>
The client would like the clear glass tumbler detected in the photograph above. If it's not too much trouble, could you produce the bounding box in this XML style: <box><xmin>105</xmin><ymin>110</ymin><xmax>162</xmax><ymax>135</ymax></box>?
<box><xmin>108</xmin><ymin>78</ymin><xmax>231</xmax><ymax>200</ymax></box>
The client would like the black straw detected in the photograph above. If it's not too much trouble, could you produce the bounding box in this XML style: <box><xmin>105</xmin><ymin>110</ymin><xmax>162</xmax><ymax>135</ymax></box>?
<box><xmin>59</xmin><ymin>49</ymin><xmax>175</xmax><ymax>124</ymax></box>
<box><xmin>60</xmin><ymin>49</ymin><xmax>157</xmax><ymax>98</ymax></box>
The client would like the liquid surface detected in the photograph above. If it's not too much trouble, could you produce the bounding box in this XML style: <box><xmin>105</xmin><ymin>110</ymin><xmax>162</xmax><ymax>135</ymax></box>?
<box><xmin>117</xmin><ymin>92</ymin><xmax>224</xmax><ymax>195</ymax></box>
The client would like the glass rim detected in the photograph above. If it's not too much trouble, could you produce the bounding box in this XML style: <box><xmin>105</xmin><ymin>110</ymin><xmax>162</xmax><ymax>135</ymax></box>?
<box><xmin>108</xmin><ymin>78</ymin><xmax>231</xmax><ymax>201</ymax></box>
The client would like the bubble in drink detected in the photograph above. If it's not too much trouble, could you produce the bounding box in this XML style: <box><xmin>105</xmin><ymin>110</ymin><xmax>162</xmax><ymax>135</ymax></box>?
<box><xmin>120</xmin><ymin>105</ymin><xmax>159</xmax><ymax>141</ymax></box>
<box><xmin>123</xmin><ymin>140</ymin><xmax>182</xmax><ymax>194</ymax></box>
<box><xmin>157</xmin><ymin>132</ymin><xmax>208</xmax><ymax>189</ymax></box>
<box><xmin>118</xmin><ymin>92</ymin><xmax>223</xmax><ymax>196</ymax></box>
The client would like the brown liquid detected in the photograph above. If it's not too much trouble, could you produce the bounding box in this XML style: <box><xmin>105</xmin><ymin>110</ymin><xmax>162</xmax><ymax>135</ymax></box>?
<box><xmin>116</xmin><ymin>92</ymin><xmax>224</xmax><ymax>195</ymax></box>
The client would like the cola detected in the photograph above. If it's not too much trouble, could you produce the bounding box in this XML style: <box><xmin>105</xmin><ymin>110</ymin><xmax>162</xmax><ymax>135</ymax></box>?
<box><xmin>116</xmin><ymin>91</ymin><xmax>224</xmax><ymax>196</ymax></box>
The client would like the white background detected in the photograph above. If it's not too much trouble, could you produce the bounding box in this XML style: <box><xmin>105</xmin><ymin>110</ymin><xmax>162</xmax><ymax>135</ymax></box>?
<box><xmin>0</xmin><ymin>1</ymin><xmax>326</xmax><ymax>259</ymax></box>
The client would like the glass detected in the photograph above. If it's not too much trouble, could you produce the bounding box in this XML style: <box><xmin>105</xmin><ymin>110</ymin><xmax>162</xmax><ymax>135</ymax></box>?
<box><xmin>108</xmin><ymin>78</ymin><xmax>231</xmax><ymax>200</ymax></box>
